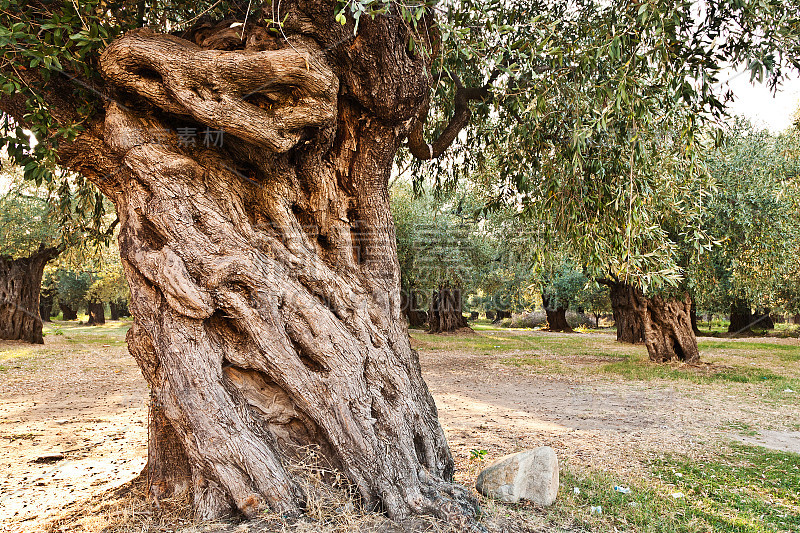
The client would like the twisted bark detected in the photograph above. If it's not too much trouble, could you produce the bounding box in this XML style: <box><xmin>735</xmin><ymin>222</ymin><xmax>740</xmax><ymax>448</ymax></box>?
<box><xmin>90</xmin><ymin>16</ymin><xmax>478</xmax><ymax>525</ymax></box>
<box><xmin>428</xmin><ymin>285</ymin><xmax>469</xmax><ymax>333</ymax></box>
<box><xmin>541</xmin><ymin>294</ymin><xmax>573</xmax><ymax>333</ymax></box>
<box><xmin>602</xmin><ymin>281</ymin><xmax>699</xmax><ymax>363</ymax></box>
<box><xmin>0</xmin><ymin>245</ymin><xmax>60</xmax><ymax>343</ymax></box>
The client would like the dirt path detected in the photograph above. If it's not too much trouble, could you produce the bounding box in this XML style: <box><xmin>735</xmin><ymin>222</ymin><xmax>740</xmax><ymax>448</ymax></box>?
<box><xmin>0</xmin><ymin>328</ymin><xmax>148</xmax><ymax>532</ymax></box>
<box><xmin>1</xmin><ymin>326</ymin><xmax>798</xmax><ymax>532</ymax></box>
<box><xmin>420</xmin><ymin>340</ymin><xmax>799</xmax><ymax>484</ymax></box>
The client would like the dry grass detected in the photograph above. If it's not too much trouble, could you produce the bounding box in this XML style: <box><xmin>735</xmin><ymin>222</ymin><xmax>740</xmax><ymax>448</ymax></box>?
<box><xmin>40</xmin><ymin>448</ymin><xmax>571</xmax><ymax>533</ymax></box>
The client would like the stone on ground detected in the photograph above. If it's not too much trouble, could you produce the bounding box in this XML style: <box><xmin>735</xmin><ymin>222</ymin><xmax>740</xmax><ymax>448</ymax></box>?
<box><xmin>475</xmin><ymin>447</ymin><xmax>559</xmax><ymax>505</ymax></box>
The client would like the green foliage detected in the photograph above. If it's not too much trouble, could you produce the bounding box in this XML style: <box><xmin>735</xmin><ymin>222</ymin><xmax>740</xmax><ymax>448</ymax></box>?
<box><xmin>409</xmin><ymin>0</ymin><xmax>800</xmax><ymax>291</ymax></box>
<box><xmin>54</xmin><ymin>268</ymin><xmax>93</xmax><ymax>310</ymax></box>
<box><xmin>85</xmin><ymin>262</ymin><xmax>128</xmax><ymax>306</ymax></box>
<box><xmin>694</xmin><ymin>118</ymin><xmax>800</xmax><ymax>314</ymax></box>
<box><xmin>0</xmin><ymin>161</ymin><xmax>59</xmax><ymax>258</ymax></box>
<box><xmin>540</xmin><ymin>260</ymin><xmax>588</xmax><ymax>310</ymax></box>
<box><xmin>3</xmin><ymin>0</ymin><xmax>800</xmax><ymax>296</ymax></box>
<box><xmin>391</xmin><ymin>182</ymin><xmax>494</xmax><ymax>306</ymax></box>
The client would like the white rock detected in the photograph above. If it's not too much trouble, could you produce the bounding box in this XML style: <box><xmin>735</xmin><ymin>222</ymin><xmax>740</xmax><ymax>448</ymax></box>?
<box><xmin>475</xmin><ymin>447</ymin><xmax>559</xmax><ymax>505</ymax></box>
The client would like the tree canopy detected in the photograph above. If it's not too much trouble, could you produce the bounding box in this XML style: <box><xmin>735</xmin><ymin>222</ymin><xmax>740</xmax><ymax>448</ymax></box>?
<box><xmin>2</xmin><ymin>0</ymin><xmax>799</xmax><ymax>290</ymax></box>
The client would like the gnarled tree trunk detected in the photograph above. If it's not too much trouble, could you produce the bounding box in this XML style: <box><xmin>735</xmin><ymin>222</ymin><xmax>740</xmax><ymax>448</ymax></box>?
<box><xmin>87</xmin><ymin>302</ymin><xmax>105</xmax><ymax>325</ymax></box>
<box><xmin>401</xmin><ymin>287</ymin><xmax>427</xmax><ymax>328</ymax></box>
<box><xmin>39</xmin><ymin>287</ymin><xmax>54</xmax><ymax>323</ymax></box>
<box><xmin>541</xmin><ymin>294</ymin><xmax>573</xmax><ymax>332</ymax></box>
<box><xmin>602</xmin><ymin>281</ymin><xmax>699</xmax><ymax>363</ymax></box>
<box><xmin>754</xmin><ymin>309</ymin><xmax>774</xmax><ymax>330</ymax></box>
<box><xmin>428</xmin><ymin>285</ymin><xmax>469</xmax><ymax>333</ymax></box>
<box><xmin>606</xmin><ymin>282</ymin><xmax>646</xmax><ymax>343</ymax></box>
<box><xmin>690</xmin><ymin>299</ymin><xmax>701</xmax><ymax>336</ymax></box>
<box><xmin>80</xmin><ymin>10</ymin><xmax>480</xmax><ymax>525</ymax></box>
<box><xmin>0</xmin><ymin>245</ymin><xmax>59</xmax><ymax>344</ymax></box>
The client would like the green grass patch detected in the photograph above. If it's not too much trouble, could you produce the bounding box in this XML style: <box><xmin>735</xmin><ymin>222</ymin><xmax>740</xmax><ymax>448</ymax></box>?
<box><xmin>602</xmin><ymin>358</ymin><xmax>784</xmax><ymax>384</ymax></box>
<box><xmin>552</xmin><ymin>444</ymin><xmax>800</xmax><ymax>532</ymax></box>
<box><xmin>724</xmin><ymin>421</ymin><xmax>759</xmax><ymax>437</ymax></box>
<box><xmin>411</xmin><ymin>329</ymin><xmax>633</xmax><ymax>359</ymax></box>
<box><xmin>43</xmin><ymin>320</ymin><xmax>131</xmax><ymax>346</ymax></box>
<box><xmin>699</xmin><ymin>340</ymin><xmax>800</xmax><ymax>362</ymax></box>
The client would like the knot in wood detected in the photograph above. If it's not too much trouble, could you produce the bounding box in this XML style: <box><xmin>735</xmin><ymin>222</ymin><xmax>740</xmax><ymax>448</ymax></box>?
<box><xmin>100</xmin><ymin>29</ymin><xmax>338</xmax><ymax>153</ymax></box>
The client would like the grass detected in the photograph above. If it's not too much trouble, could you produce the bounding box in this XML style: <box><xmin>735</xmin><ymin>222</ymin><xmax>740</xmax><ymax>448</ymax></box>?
<box><xmin>413</xmin><ymin>328</ymin><xmax>799</xmax><ymax>387</ymax></box>
<box><xmin>551</xmin><ymin>444</ymin><xmax>800</xmax><ymax>532</ymax></box>
<box><xmin>699</xmin><ymin>340</ymin><xmax>800</xmax><ymax>362</ymax></box>
<box><xmin>0</xmin><ymin>320</ymin><xmax>131</xmax><ymax>373</ymax></box>
<box><xmin>410</xmin><ymin>328</ymin><xmax>632</xmax><ymax>360</ymax></box>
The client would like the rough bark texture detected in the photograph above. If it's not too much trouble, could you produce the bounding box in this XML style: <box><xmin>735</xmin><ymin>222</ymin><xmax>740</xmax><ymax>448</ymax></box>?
<box><xmin>603</xmin><ymin>281</ymin><xmax>699</xmax><ymax>363</ymax></box>
<box><xmin>606</xmin><ymin>282</ymin><xmax>646</xmax><ymax>343</ymax></box>
<box><xmin>77</xmin><ymin>8</ymin><xmax>479</xmax><ymax>525</ymax></box>
<box><xmin>428</xmin><ymin>286</ymin><xmax>469</xmax><ymax>334</ymax></box>
<box><xmin>0</xmin><ymin>246</ymin><xmax>59</xmax><ymax>344</ymax></box>
<box><xmin>541</xmin><ymin>294</ymin><xmax>573</xmax><ymax>333</ymax></box>
<box><xmin>690</xmin><ymin>300</ymin><xmax>701</xmax><ymax>336</ymax></box>
<box><xmin>87</xmin><ymin>302</ymin><xmax>106</xmax><ymax>325</ymax></box>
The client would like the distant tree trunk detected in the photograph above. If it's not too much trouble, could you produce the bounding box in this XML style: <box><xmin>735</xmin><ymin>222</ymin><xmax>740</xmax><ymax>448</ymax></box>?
<box><xmin>606</xmin><ymin>282</ymin><xmax>645</xmax><ymax>343</ymax></box>
<box><xmin>0</xmin><ymin>245</ymin><xmax>60</xmax><ymax>344</ymax></box>
<box><xmin>795</xmin><ymin>314</ymin><xmax>800</xmax><ymax>325</ymax></box>
<box><xmin>601</xmin><ymin>280</ymin><xmax>699</xmax><ymax>363</ymax></box>
<box><xmin>428</xmin><ymin>285</ymin><xmax>469</xmax><ymax>333</ymax></box>
<box><xmin>728</xmin><ymin>299</ymin><xmax>753</xmax><ymax>334</ymax></box>
<box><xmin>753</xmin><ymin>309</ymin><xmax>774</xmax><ymax>330</ymax></box>
<box><xmin>110</xmin><ymin>301</ymin><xmax>121</xmax><ymax>320</ymax></box>
<box><xmin>87</xmin><ymin>302</ymin><xmax>106</xmax><ymax>325</ymax></box>
<box><xmin>39</xmin><ymin>288</ymin><xmax>54</xmax><ymax>323</ymax></box>
<box><xmin>59</xmin><ymin>303</ymin><xmax>78</xmax><ymax>321</ymax></box>
<box><xmin>492</xmin><ymin>310</ymin><xmax>511</xmax><ymax>323</ymax></box>
<box><xmin>541</xmin><ymin>294</ymin><xmax>573</xmax><ymax>332</ymax></box>
<box><xmin>593</xmin><ymin>312</ymin><xmax>600</xmax><ymax>328</ymax></box>
<box><xmin>690</xmin><ymin>300</ymin><xmax>701</xmax><ymax>336</ymax></box>
<box><xmin>401</xmin><ymin>288</ymin><xmax>427</xmax><ymax>328</ymax></box>
<box><xmin>469</xmin><ymin>311</ymin><xmax>479</xmax><ymax>320</ymax></box>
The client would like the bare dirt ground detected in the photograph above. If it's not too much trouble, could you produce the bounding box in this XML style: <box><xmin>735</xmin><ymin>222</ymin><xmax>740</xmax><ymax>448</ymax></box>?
<box><xmin>1</xmin><ymin>324</ymin><xmax>798</xmax><ymax>532</ymax></box>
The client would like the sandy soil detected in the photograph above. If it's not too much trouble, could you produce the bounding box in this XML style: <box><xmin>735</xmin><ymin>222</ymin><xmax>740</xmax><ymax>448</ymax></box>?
<box><xmin>1</xmin><ymin>326</ymin><xmax>798</xmax><ymax>532</ymax></box>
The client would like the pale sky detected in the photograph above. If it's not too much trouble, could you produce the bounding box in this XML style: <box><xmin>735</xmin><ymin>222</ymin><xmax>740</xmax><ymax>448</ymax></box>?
<box><xmin>722</xmin><ymin>69</ymin><xmax>800</xmax><ymax>133</ymax></box>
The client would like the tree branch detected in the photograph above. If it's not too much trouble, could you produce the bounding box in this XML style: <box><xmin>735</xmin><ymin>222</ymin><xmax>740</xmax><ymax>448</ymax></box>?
<box><xmin>407</xmin><ymin>71</ymin><xmax>489</xmax><ymax>161</ymax></box>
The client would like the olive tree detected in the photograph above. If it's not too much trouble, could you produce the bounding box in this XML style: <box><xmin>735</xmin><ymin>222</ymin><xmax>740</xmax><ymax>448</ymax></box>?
<box><xmin>1</xmin><ymin>0</ymin><xmax>798</xmax><ymax>524</ymax></box>
<box><xmin>0</xmin><ymin>163</ymin><xmax>61</xmax><ymax>342</ymax></box>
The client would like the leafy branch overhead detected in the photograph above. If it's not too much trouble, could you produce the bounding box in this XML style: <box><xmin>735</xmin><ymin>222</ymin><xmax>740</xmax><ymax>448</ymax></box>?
<box><xmin>1</xmin><ymin>0</ymin><xmax>799</xmax><ymax>288</ymax></box>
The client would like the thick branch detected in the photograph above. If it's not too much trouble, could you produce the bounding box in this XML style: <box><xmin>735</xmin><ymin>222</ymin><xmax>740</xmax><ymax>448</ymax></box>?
<box><xmin>100</xmin><ymin>29</ymin><xmax>338</xmax><ymax>153</ymax></box>
<box><xmin>407</xmin><ymin>72</ymin><xmax>489</xmax><ymax>160</ymax></box>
